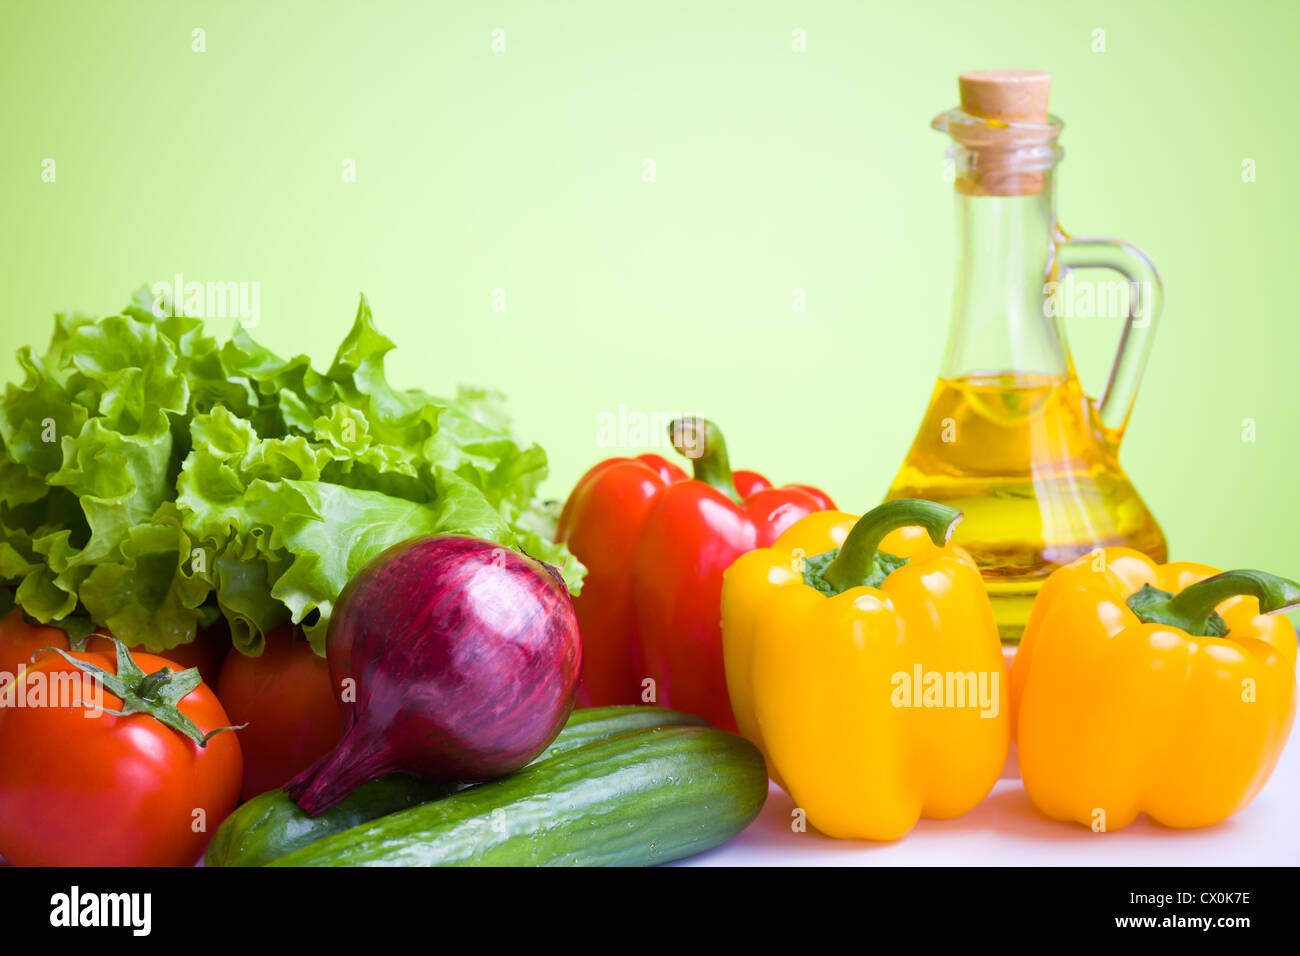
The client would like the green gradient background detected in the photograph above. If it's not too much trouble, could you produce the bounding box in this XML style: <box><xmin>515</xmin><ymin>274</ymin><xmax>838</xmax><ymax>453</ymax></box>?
<box><xmin>2</xmin><ymin>1</ymin><xmax>1297</xmax><ymax>591</ymax></box>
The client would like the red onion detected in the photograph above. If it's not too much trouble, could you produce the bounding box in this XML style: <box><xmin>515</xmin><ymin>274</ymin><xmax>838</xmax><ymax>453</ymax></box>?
<box><xmin>284</xmin><ymin>534</ymin><xmax>582</xmax><ymax>816</ymax></box>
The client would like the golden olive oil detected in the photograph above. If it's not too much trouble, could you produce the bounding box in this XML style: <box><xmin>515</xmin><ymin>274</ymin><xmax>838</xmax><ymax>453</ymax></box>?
<box><xmin>887</xmin><ymin>372</ymin><xmax>1166</xmax><ymax>641</ymax></box>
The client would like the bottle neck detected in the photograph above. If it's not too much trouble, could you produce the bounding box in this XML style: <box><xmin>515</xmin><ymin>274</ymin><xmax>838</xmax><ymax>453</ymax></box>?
<box><xmin>941</xmin><ymin>166</ymin><xmax>1068</xmax><ymax>383</ymax></box>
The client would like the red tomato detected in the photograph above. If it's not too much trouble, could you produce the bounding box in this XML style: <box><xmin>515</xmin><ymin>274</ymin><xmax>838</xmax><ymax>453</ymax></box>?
<box><xmin>0</xmin><ymin>648</ymin><xmax>242</xmax><ymax>866</ymax></box>
<box><xmin>0</xmin><ymin>608</ymin><xmax>70</xmax><ymax>675</ymax></box>
<box><xmin>216</xmin><ymin>625</ymin><xmax>344</xmax><ymax>800</ymax></box>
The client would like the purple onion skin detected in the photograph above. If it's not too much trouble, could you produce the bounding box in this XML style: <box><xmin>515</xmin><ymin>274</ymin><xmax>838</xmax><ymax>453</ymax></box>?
<box><xmin>284</xmin><ymin>534</ymin><xmax>582</xmax><ymax>816</ymax></box>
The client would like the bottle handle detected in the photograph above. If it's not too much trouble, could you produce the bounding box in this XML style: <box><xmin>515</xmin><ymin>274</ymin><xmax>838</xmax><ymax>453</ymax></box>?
<box><xmin>1055</xmin><ymin>233</ymin><xmax>1163</xmax><ymax>437</ymax></box>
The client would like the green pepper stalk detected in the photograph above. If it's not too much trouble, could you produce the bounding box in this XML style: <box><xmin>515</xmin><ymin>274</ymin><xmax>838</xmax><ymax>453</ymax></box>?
<box><xmin>1128</xmin><ymin>570</ymin><xmax>1300</xmax><ymax>638</ymax></box>
<box><xmin>669</xmin><ymin>417</ymin><xmax>741</xmax><ymax>504</ymax></box>
<box><xmin>803</xmin><ymin>499</ymin><xmax>963</xmax><ymax>596</ymax></box>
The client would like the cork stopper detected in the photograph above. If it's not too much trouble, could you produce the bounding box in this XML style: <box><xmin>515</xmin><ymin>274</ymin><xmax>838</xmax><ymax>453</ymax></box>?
<box><xmin>958</xmin><ymin>70</ymin><xmax>1051</xmax><ymax>125</ymax></box>
<box><xmin>942</xmin><ymin>69</ymin><xmax>1060</xmax><ymax>197</ymax></box>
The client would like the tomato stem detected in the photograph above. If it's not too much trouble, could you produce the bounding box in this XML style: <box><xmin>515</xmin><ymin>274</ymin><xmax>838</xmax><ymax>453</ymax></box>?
<box><xmin>38</xmin><ymin>637</ymin><xmax>243</xmax><ymax>747</ymax></box>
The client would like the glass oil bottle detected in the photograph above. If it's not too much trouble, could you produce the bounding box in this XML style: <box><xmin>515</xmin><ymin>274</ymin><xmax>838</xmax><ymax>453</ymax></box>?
<box><xmin>887</xmin><ymin>70</ymin><xmax>1167</xmax><ymax>642</ymax></box>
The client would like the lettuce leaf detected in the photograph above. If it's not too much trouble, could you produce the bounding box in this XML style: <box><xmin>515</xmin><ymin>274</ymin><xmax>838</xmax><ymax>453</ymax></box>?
<box><xmin>0</xmin><ymin>292</ymin><xmax>582</xmax><ymax>655</ymax></box>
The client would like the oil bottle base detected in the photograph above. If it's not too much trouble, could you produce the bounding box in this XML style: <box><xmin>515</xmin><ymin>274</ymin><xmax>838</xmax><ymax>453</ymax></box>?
<box><xmin>985</xmin><ymin>580</ymin><xmax>1042</xmax><ymax>645</ymax></box>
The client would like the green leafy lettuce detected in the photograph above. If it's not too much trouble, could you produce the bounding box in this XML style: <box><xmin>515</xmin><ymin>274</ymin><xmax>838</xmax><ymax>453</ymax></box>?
<box><xmin>0</xmin><ymin>291</ymin><xmax>582</xmax><ymax>655</ymax></box>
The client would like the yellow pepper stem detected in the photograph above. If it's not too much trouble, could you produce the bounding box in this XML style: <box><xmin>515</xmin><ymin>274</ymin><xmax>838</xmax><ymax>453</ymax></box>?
<box><xmin>1129</xmin><ymin>570</ymin><xmax>1300</xmax><ymax>638</ymax></box>
<box><xmin>821</xmin><ymin>499</ymin><xmax>962</xmax><ymax>593</ymax></box>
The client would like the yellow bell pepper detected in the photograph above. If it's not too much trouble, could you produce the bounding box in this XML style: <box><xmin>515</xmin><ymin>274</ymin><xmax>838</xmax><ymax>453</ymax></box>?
<box><xmin>1011</xmin><ymin>548</ymin><xmax>1299</xmax><ymax>831</ymax></box>
<box><xmin>721</xmin><ymin>499</ymin><xmax>1009</xmax><ymax>841</ymax></box>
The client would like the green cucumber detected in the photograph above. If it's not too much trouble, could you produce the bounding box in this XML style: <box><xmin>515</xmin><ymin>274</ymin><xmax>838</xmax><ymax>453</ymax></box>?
<box><xmin>206</xmin><ymin>706</ymin><xmax>706</xmax><ymax>867</ymax></box>
<box><xmin>270</xmin><ymin>725</ymin><xmax>768</xmax><ymax>867</ymax></box>
<box><xmin>205</xmin><ymin>773</ymin><xmax>456</xmax><ymax>868</ymax></box>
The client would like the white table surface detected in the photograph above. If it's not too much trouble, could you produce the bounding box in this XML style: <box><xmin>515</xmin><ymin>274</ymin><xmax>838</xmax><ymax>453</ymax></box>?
<box><xmin>676</xmin><ymin>732</ymin><xmax>1300</xmax><ymax>867</ymax></box>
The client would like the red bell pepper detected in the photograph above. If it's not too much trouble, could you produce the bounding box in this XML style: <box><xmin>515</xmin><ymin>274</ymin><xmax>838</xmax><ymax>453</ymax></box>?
<box><xmin>556</xmin><ymin>418</ymin><xmax>834</xmax><ymax>730</ymax></box>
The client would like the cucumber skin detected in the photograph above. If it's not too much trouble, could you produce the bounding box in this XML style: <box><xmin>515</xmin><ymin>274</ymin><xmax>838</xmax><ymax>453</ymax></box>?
<box><xmin>270</xmin><ymin>725</ymin><xmax>768</xmax><ymax>867</ymax></box>
<box><xmin>206</xmin><ymin>706</ymin><xmax>707</xmax><ymax>867</ymax></box>
<box><xmin>204</xmin><ymin>774</ymin><xmax>455</xmax><ymax>868</ymax></box>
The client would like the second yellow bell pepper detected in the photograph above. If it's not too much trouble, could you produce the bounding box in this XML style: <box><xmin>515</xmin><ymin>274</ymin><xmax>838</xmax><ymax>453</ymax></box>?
<box><xmin>721</xmin><ymin>499</ymin><xmax>1009</xmax><ymax>841</ymax></box>
<box><xmin>1011</xmin><ymin>548</ymin><xmax>1299</xmax><ymax>831</ymax></box>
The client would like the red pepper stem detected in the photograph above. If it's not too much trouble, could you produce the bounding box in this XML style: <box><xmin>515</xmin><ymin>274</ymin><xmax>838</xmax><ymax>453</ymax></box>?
<box><xmin>822</xmin><ymin>499</ymin><xmax>962</xmax><ymax>592</ymax></box>
<box><xmin>1163</xmin><ymin>570</ymin><xmax>1300</xmax><ymax>635</ymax></box>
<box><xmin>668</xmin><ymin>418</ymin><xmax>741</xmax><ymax>504</ymax></box>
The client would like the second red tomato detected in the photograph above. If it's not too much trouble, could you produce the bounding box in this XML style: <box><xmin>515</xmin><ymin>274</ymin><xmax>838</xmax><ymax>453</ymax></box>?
<box><xmin>216</xmin><ymin>625</ymin><xmax>345</xmax><ymax>800</ymax></box>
